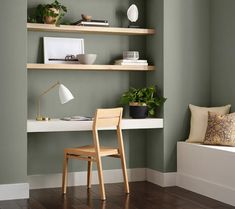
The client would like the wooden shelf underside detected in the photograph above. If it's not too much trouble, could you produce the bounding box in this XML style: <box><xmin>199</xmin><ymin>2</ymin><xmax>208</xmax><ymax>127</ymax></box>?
<box><xmin>27</xmin><ymin>23</ymin><xmax>155</xmax><ymax>35</ymax></box>
<box><xmin>27</xmin><ymin>63</ymin><xmax>155</xmax><ymax>71</ymax></box>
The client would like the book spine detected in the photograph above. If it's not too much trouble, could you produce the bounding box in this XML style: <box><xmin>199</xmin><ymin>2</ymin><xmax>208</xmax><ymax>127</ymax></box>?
<box><xmin>78</xmin><ymin>24</ymin><xmax>109</xmax><ymax>27</ymax></box>
<box><xmin>115</xmin><ymin>63</ymin><xmax>148</xmax><ymax>66</ymax></box>
<box><xmin>88</xmin><ymin>19</ymin><xmax>108</xmax><ymax>23</ymax></box>
<box><xmin>79</xmin><ymin>22</ymin><xmax>109</xmax><ymax>26</ymax></box>
<box><xmin>115</xmin><ymin>60</ymin><xmax>148</xmax><ymax>63</ymax></box>
<box><xmin>72</xmin><ymin>20</ymin><xmax>109</xmax><ymax>25</ymax></box>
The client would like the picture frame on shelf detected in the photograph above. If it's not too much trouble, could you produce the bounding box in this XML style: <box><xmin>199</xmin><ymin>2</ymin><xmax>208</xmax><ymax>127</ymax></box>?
<box><xmin>43</xmin><ymin>37</ymin><xmax>84</xmax><ymax>64</ymax></box>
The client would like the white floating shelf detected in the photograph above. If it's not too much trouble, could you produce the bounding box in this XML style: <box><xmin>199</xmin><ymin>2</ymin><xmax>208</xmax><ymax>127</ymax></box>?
<box><xmin>27</xmin><ymin>118</ymin><xmax>164</xmax><ymax>133</ymax></box>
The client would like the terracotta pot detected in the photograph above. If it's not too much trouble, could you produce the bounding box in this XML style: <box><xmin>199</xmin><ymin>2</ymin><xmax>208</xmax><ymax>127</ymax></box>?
<box><xmin>44</xmin><ymin>8</ymin><xmax>59</xmax><ymax>24</ymax></box>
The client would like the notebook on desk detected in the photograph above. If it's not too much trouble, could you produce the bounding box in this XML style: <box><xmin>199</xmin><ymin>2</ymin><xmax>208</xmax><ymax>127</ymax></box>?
<box><xmin>61</xmin><ymin>116</ymin><xmax>93</xmax><ymax>121</ymax></box>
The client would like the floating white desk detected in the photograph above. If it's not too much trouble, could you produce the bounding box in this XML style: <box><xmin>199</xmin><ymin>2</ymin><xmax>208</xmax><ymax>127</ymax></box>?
<box><xmin>27</xmin><ymin>118</ymin><xmax>163</xmax><ymax>133</ymax></box>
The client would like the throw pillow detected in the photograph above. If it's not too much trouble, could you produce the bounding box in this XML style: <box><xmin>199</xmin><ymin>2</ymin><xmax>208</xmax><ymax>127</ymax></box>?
<box><xmin>187</xmin><ymin>104</ymin><xmax>231</xmax><ymax>143</ymax></box>
<box><xmin>204</xmin><ymin>112</ymin><xmax>235</xmax><ymax>146</ymax></box>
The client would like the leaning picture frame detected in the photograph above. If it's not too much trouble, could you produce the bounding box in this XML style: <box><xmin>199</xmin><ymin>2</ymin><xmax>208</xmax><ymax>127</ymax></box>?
<box><xmin>43</xmin><ymin>37</ymin><xmax>84</xmax><ymax>64</ymax></box>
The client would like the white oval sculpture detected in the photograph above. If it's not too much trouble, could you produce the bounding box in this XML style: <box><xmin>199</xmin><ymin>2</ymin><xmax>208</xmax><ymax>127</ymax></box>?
<box><xmin>127</xmin><ymin>4</ymin><xmax>138</xmax><ymax>23</ymax></box>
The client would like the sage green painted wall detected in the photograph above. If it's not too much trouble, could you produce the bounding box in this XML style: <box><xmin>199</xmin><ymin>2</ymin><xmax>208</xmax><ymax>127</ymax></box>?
<box><xmin>27</xmin><ymin>0</ymin><xmax>147</xmax><ymax>175</ymax></box>
<box><xmin>164</xmin><ymin>0</ymin><xmax>210</xmax><ymax>172</ymax></box>
<box><xmin>146</xmin><ymin>0</ymin><xmax>211</xmax><ymax>172</ymax></box>
<box><xmin>163</xmin><ymin>0</ymin><xmax>211</xmax><ymax>172</ymax></box>
<box><xmin>210</xmin><ymin>0</ymin><xmax>235</xmax><ymax>109</ymax></box>
<box><xmin>0</xmin><ymin>0</ymin><xmax>213</xmax><ymax>182</ymax></box>
<box><xmin>0</xmin><ymin>0</ymin><xmax>229</xmax><ymax>187</ymax></box>
<box><xmin>0</xmin><ymin>0</ymin><xmax>27</xmax><ymax>183</ymax></box>
<box><xmin>146</xmin><ymin>0</ymin><xmax>164</xmax><ymax>172</ymax></box>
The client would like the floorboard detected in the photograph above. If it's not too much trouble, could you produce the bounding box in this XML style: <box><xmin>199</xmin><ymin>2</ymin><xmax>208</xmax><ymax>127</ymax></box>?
<box><xmin>0</xmin><ymin>182</ymin><xmax>234</xmax><ymax>209</ymax></box>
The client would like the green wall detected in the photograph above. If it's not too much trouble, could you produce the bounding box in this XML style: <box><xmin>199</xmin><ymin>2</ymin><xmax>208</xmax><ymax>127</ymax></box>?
<box><xmin>163</xmin><ymin>0</ymin><xmax>211</xmax><ymax>172</ymax></box>
<box><xmin>146</xmin><ymin>0</ymin><xmax>164</xmax><ymax>172</ymax></box>
<box><xmin>27</xmin><ymin>0</ymin><xmax>212</xmax><ymax>175</ymax></box>
<box><xmin>27</xmin><ymin>0</ymin><xmax>235</xmax><ymax>176</ymax></box>
<box><xmin>27</xmin><ymin>0</ymin><xmax>147</xmax><ymax>175</ymax></box>
<box><xmin>0</xmin><ymin>0</ymin><xmax>221</xmax><ymax>186</ymax></box>
<box><xmin>146</xmin><ymin>0</ymin><xmax>211</xmax><ymax>172</ymax></box>
<box><xmin>211</xmin><ymin>0</ymin><xmax>235</xmax><ymax>109</ymax></box>
<box><xmin>0</xmin><ymin>0</ymin><xmax>27</xmax><ymax>183</ymax></box>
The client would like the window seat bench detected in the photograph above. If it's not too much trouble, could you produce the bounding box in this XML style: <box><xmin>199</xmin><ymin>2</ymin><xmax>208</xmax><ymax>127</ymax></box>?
<box><xmin>177</xmin><ymin>141</ymin><xmax>235</xmax><ymax>206</ymax></box>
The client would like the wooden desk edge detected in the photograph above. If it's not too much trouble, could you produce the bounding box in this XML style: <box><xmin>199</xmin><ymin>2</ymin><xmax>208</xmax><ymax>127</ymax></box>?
<box><xmin>27</xmin><ymin>118</ymin><xmax>164</xmax><ymax>133</ymax></box>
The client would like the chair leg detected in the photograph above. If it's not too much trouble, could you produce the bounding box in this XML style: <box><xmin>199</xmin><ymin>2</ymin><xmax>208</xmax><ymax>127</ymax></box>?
<box><xmin>120</xmin><ymin>152</ymin><xmax>129</xmax><ymax>194</ymax></box>
<box><xmin>87</xmin><ymin>157</ymin><xmax>92</xmax><ymax>189</ymax></box>
<box><xmin>62</xmin><ymin>152</ymin><xmax>68</xmax><ymax>194</ymax></box>
<box><xmin>96</xmin><ymin>157</ymin><xmax>106</xmax><ymax>200</ymax></box>
<box><xmin>117</xmin><ymin>128</ymin><xmax>130</xmax><ymax>194</ymax></box>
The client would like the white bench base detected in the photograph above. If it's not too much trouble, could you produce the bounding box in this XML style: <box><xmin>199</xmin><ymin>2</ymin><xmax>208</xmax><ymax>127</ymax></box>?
<box><xmin>177</xmin><ymin>141</ymin><xmax>235</xmax><ymax>206</ymax></box>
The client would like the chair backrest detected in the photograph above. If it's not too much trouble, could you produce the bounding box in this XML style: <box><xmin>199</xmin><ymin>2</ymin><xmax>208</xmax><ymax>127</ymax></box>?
<box><xmin>93</xmin><ymin>107</ymin><xmax>123</xmax><ymax>130</ymax></box>
<box><xmin>92</xmin><ymin>108</ymin><xmax>124</xmax><ymax>154</ymax></box>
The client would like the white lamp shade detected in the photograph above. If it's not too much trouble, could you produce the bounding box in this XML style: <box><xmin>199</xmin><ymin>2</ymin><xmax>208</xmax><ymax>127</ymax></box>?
<box><xmin>59</xmin><ymin>84</ymin><xmax>74</xmax><ymax>104</ymax></box>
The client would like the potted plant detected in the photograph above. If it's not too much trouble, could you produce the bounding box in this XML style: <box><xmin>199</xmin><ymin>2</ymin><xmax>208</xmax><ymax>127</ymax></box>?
<box><xmin>120</xmin><ymin>85</ymin><xmax>166</xmax><ymax>118</ymax></box>
<box><xmin>28</xmin><ymin>0</ymin><xmax>67</xmax><ymax>25</ymax></box>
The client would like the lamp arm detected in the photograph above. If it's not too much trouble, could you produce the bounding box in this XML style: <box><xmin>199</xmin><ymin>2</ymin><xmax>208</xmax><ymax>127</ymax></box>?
<box><xmin>39</xmin><ymin>81</ymin><xmax>60</xmax><ymax>97</ymax></box>
<box><xmin>36</xmin><ymin>81</ymin><xmax>60</xmax><ymax>120</ymax></box>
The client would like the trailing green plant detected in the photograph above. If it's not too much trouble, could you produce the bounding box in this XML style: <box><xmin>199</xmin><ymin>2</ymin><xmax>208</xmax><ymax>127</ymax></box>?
<box><xmin>120</xmin><ymin>85</ymin><xmax>166</xmax><ymax>116</ymax></box>
<box><xmin>28</xmin><ymin>0</ymin><xmax>67</xmax><ymax>25</ymax></box>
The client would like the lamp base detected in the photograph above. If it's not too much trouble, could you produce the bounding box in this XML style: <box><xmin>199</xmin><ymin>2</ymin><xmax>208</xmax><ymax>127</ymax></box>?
<box><xmin>36</xmin><ymin>116</ymin><xmax>51</xmax><ymax>121</ymax></box>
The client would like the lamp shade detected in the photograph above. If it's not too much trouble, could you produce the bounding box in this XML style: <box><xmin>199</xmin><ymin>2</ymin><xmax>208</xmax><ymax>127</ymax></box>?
<box><xmin>59</xmin><ymin>84</ymin><xmax>74</xmax><ymax>104</ymax></box>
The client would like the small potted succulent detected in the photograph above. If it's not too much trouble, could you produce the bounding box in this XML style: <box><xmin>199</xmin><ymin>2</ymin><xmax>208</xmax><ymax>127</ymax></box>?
<box><xmin>28</xmin><ymin>0</ymin><xmax>67</xmax><ymax>25</ymax></box>
<box><xmin>120</xmin><ymin>85</ymin><xmax>166</xmax><ymax>118</ymax></box>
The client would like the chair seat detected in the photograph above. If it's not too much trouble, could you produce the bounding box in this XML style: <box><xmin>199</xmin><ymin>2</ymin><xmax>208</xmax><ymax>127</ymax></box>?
<box><xmin>65</xmin><ymin>145</ymin><xmax>119</xmax><ymax>157</ymax></box>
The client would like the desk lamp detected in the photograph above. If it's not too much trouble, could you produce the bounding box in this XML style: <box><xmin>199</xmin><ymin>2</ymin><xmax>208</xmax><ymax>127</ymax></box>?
<box><xmin>36</xmin><ymin>81</ymin><xmax>74</xmax><ymax>121</ymax></box>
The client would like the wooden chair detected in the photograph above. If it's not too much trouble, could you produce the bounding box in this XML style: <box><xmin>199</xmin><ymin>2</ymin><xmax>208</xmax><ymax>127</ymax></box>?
<box><xmin>62</xmin><ymin>107</ymin><xmax>129</xmax><ymax>200</ymax></box>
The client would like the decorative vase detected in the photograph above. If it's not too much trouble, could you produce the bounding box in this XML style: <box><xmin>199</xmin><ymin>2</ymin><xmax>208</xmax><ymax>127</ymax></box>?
<box><xmin>127</xmin><ymin>4</ymin><xmax>139</xmax><ymax>28</ymax></box>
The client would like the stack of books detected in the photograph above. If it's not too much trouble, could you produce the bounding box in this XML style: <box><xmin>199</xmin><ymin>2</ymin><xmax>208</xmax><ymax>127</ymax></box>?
<box><xmin>72</xmin><ymin>20</ymin><xmax>109</xmax><ymax>27</ymax></box>
<box><xmin>115</xmin><ymin>59</ymin><xmax>148</xmax><ymax>66</ymax></box>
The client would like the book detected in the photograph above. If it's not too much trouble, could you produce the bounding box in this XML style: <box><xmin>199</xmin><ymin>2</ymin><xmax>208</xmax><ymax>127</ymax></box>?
<box><xmin>79</xmin><ymin>23</ymin><xmax>109</xmax><ymax>27</ymax></box>
<box><xmin>115</xmin><ymin>59</ymin><xmax>148</xmax><ymax>66</ymax></box>
<box><xmin>72</xmin><ymin>20</ymin><xmax>109</xmax><ymax>27</ymax></box>
<box><xmin>115</xmin><ymin>59</ymin><xmax>148</xmax><ymax>63</ymax></box>
<box><xmin>78</xmin><ymin>22</ymin><xmax>109</xmax><ymax>27</ymax></box>
<box><xmin>72</xmin><ymin>19</ymin><xmax>108</xmax><ymax>24</ymax></box>
<box><xmin>49</xmin><ymin>58</ymin><xmax>78</xmax><ymax>61</ymax></box>
<box><xmin>61</xmin><ymin>116</ymin><xmax>93</xmax><ymax>121</ymax></box>
<box><xmin>115</xmin><ymin>62</ymin><xmax>148</xmax><ymax>66</ymax></box>
<box><xmin>85</xmin><ymin>19</ymin><xmax>108</xmax><ymax>23</ymax></box>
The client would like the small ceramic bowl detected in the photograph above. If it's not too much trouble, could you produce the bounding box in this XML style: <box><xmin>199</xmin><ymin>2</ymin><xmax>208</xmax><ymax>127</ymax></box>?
<box><xmin>77</xmin><ymin>54</ymin><xmax>97</xmax><ymax>64</ymax></box>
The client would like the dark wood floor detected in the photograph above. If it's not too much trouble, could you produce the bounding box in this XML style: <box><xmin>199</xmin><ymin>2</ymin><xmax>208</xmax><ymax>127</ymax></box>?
<box><xmin>0</xmin><ymin>182</ymin><xmax>234</xmax><ymax>209</ymax></box>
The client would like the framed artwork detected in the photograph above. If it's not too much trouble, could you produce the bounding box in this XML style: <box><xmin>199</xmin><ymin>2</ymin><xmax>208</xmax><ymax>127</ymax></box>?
<box><xmin>43</xmin><ymin>37</ymin><xmax>84</xmax><ymax>64</ymax></box>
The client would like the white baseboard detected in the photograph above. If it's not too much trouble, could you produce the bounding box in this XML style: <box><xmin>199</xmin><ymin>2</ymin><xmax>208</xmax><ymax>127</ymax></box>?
<box><xmin>0</xmin><ymin>183</ymin><xmax>29</xmax><ymax>201</ymax></box>
<box><xmin>0</xmin><ymin>169</ymin><xmax>175</xmax><ymax>201</ymax></box>
<box><xmin>28</xmin><ymin>168</ymin><xmax>177</xmax><ymax>190</ymax></box>
<box><xmin>28</xmin><ymin>168</ymin><xmax>146</xmax><ymax>189</ymax></box>
<box><xmin>146</xmin><ymin>169</ymin><xmax>176</xmax><ymax>187</ymax></box>
<box><xmin>177</xmin><ymin>173</ymin><xmax>235</xmax><ymax>206</ymax></box>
